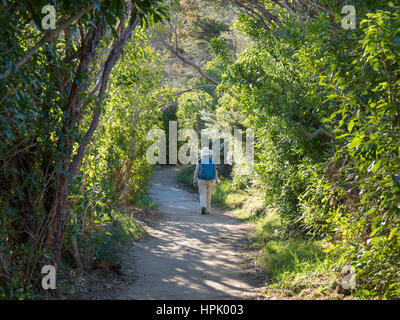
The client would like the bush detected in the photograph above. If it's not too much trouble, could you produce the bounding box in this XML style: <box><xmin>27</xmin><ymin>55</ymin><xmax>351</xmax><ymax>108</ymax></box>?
<box><xmin>94</xmin><ymin>212</ymin><xmax>146</xmax><ymax>263</ymax></box>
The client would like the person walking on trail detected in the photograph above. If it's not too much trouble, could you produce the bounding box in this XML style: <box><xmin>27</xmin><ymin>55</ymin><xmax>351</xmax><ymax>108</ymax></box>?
<box><xmin>193</xmin><ymin>147</ymin><xmax>218</xmax><ymax>215</ymax></box>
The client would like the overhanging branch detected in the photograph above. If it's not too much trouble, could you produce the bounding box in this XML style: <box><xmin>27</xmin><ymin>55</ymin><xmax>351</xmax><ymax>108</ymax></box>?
<box><xmin>1</xmin><ymin>3</ymin><xmax>100</xmax><ymax>79</ymax></box>
<box><xmin>68</xmin><ymin>13</ymin><xmax>141</xmax><ymax>178</ymax></box>
<box><xmin>297</xmin><ymin>122</ymin><xmax>335</xmax><ymax>140</ymax></box>
<box><xmin>174</xmin><ymin>85</ymin><xmax>216</xmax><ymax>95</ymax></box>
<box><xmin>160</xmin><ymin>38</ymin><xmax>220</xmax><ymax>86</ymax></box>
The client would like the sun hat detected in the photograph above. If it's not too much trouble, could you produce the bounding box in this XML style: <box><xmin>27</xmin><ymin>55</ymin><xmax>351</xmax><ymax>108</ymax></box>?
<box><xmin>199</xmin><ymin>146</ymin><xmax>212</xmax><ymax>157</ymax></box>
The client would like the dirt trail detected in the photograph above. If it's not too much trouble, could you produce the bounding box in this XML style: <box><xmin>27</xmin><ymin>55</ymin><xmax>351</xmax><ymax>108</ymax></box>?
<box><xmin>118</xmin><ymin>166</ymin><xmax>260</xmax><ymax>300</ymax></box>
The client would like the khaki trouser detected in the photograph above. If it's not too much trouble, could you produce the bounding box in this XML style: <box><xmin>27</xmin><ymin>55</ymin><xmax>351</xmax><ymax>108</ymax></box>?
<box><xmin>198</xmin><ymin>179</ymin><xmax>214</xmax><ymax>212</ymax></box>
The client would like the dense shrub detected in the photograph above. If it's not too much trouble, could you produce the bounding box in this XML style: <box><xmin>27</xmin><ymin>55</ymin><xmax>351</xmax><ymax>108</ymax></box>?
<box><xmin>214</xmin><ymin>1</ymin><xmax>400</xmax><ymax>298</ymax></box>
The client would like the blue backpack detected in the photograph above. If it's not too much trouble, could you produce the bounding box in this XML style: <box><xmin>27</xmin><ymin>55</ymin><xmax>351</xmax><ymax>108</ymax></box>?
<box><xmin>198</xmin><ymin>157</ymin><xmax>216</xmax><ymax>180</ymax></box>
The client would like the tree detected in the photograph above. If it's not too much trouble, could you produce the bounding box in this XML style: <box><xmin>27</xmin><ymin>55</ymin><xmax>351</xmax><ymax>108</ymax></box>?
<box><xmin>177</xmin><ymin>91</ymin><xmax>213</xmax><ymax>130</ymax></box>
<box><xmin>0</xmin><ymin>0</ymin><xmax>168</xmax><ymax>294</ymax></box>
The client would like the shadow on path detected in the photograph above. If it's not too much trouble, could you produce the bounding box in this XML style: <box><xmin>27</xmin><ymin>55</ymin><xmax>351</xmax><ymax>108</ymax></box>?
<box><xmin>119</xmin><ymin>166</ymin><xmax>259</xmax><ymax>300</ymax></box>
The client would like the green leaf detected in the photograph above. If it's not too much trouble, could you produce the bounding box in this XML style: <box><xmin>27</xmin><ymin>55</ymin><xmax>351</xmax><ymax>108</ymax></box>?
<box><xmin>361</xmin><ymin>290</ymin><xmax>371</xmax><ymax>296</ymax></box>
<box><xmin>327</xmin><ymin>93</ymin><xmax>339</xmax><ymax>100</ymax></box>
<box><xmin>104</xmin><ymin>11</ymin><xmax>117</xmax><ymax>26</ymax></box>
<box><xmin>348</xmin><ymin>119</ymin><xmax>355</xmax><ymax>133</ymax></box>
<box><xmin>388</xmin><ymin>227</ymin><xmax>399</xmax><ymax>241</ymax></box>
<box><xmin>348</xmin><ymin>135</ymin><xmax>363</xmax><ymax>149</ymax></box>
<box><xmin>110</xmin><ymin>25</ymin><xmax>118</xmax><ymax>39</ymax></box>
<box><xmin>367</xmin><ymin>160</ymin><xmax>381</xmax><ymax>173</ymax></box>
<box><xmin>337</xmin><ymin>133</ymin><xmax>350</xmax><ymax>139</ymax></box>
<box><xmin>371</xmin><ymin>159</ymin><xmax>381</xmax><ymax>173</ymax></box>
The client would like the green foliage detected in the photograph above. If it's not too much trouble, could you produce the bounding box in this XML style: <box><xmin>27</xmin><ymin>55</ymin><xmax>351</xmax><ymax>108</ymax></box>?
<box><xmin>1</xmin><ymin>0</ymin><xmax>399</xmax><ymax>300</ymax></box>
<box><xmin>218</xmin><ymin>30</ymin><xmax>329</xmax><ymax>235</ymax></box>
<box><xmin>291</xmin><ymin>5</ymin><xmax>400</xmax><ymax>298</ymax></box>
<box><xmin>136</xmin><ymin>194</ymin><xmax>160</xmax><ymax>211</ymax></box>
<box><xmin>94</xmin><ymin>212</ymin><xmax>146</xmax><ymax>263</ymax></box>
<box><xmin>65</xmin><ymin>34</ymin><xmax>165</xmax><ymax>269</ymax></box>
<box><xmin>177</xmin><ymin>165</ymin><xmax>197</xmax><ymax>191</ymax></box>
<box><xmin>177</xmin><ymin>91</ymin><xmax>213</xmax><ymax>129</ymax></box>
<box><xmin>211</xmin><ymin>178</ymin><xmax>236</xmax><ymax>208</ymax></box>
<box><xmin>209</xmin><ymin>37</ymin><xmax>230</xmax><ymax>60</ymax></box>
<box><xmin>216</xmin><ymin>0</ymin><xmax>400</xmax><ymax>298</ymax></box>
<box><xmin>0</xmin><ymin>0</ymin><xmax>169</xmax><ymax>298</ymax></box>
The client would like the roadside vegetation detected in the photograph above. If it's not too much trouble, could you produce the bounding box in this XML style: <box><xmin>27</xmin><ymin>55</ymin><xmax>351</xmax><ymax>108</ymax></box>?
<box><xmin>177</xmin><ymin>172</ymin><xmax>357</xmax><ymax>299</ymax></box>
<box><xmin>0</xmin><ymin>1</ymin><xmax>168</xmax><ymax>298</ymax></box>
<box><xmin>1</xmin><ymin>0</ymin><xmax>399</xmax><ymax>299</ymax></box>
<box><xmin>175</xmin><ymin>0</ymin><xmax>400</xmax><ymax>300</ymax></box>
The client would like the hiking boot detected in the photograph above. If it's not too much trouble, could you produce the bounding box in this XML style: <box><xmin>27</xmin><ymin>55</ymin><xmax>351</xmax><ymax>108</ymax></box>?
<box><xmin>201</xmin><ymin>207</ymin><xmax>206</xmax><ymax>215</ymax></box>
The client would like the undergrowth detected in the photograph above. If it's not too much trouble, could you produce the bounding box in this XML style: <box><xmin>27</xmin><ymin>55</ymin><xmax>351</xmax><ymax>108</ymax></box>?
<box><xmin>177</xmin><ymin>165</ymin><xmax>246</xmax><ymax>208</ymax></box>
<box><xmin>177</xmin><ymin>169</ymin><xmax>365</xmax><ymax>299</ymax></box>
<box><xmin>94</xmin><ymin>211</ymin><xmax>147</xmax><ymax>263</ymax></box>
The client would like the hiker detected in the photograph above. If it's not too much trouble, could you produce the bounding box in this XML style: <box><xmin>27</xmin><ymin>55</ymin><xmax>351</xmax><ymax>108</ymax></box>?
<box><xmin>193</xmin><ymin>147</ymin><xmax>218</xmax><ymax>215</ymax></box>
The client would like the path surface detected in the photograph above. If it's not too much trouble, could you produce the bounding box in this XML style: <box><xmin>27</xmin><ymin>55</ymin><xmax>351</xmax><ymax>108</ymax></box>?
<box><xmin>118</xmin><ymin>166</ymin><xmax>259</xmax><ymax>299</ymax></box>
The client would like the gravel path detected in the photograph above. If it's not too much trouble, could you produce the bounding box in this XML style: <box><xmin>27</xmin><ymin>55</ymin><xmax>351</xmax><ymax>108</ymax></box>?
<box><xmin>118</xmin><ymin>166</ymin><xmax>260</xmax><ymax>300</ymax></box>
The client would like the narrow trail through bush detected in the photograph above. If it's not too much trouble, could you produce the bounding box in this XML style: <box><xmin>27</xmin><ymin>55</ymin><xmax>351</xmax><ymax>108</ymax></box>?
<box><xmin>3</xmin><ymin>0</ymin><xmax>398</xmax><ymax>300</ymax></box>
<box><xmin>118</xmin><ymin>166</ymin><xmax>261</xmax><ymax>299</ymax></box>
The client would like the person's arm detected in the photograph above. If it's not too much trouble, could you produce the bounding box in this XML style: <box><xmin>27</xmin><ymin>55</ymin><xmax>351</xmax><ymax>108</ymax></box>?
<box><xmin>215</xmin><ymin>167</ymin><xmax>218</xmax><ymax>185</ymax></box>
<box><xmin>193</xmin><ymin>162</ymin><xmax>199</xmax><ymax>186</ymax></box>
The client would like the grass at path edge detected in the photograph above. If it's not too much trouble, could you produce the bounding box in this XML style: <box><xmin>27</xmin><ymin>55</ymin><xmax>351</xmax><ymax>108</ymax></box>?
<box><xmin>177</xmin><ymin>166</ymin><xmax>357</xmax><ymax>300</ymax></box>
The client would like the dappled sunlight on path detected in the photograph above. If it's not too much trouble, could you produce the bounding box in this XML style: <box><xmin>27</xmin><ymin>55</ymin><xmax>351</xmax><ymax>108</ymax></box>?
<box><xmin>119</xmin><ymin>166</ymin><xmax>258</xmax><ymax>300</ymax></box>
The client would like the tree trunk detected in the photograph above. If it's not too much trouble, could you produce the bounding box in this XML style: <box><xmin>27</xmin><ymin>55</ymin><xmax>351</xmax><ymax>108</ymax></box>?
<box><xmin>44</xmin><ymin>9</ymin><xmax>141</xmax><ymax>269</ymax></box>
<box><xmin>45</xmin><ymin>159</ymin><xmax>71</xmax><ymax>268</ymax></box>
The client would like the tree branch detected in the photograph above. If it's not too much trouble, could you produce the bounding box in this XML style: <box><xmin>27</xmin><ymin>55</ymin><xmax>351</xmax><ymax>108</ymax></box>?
<box><xmin>160</xmin><ymin>38</ymin><xmax>220</xmax><ymax>86</ymax></box>
<box><xmin>68</xmin><ymin>13</ymin><xmax>141</xmax><ymax>178</ymax></box>
<box><xmin>297</xmin><ymin>122</ymin><xmax>335</xmax><ymax>140</ymax></box>
<box><xmin>174</xmin><ymin>85</ymin><xmax>216</xmax><ymax>95</ymax></box>
<box><xmin>1</xmin><ymin>3</ymin><xmax>100</xmax><ymax>79</ymax></box>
